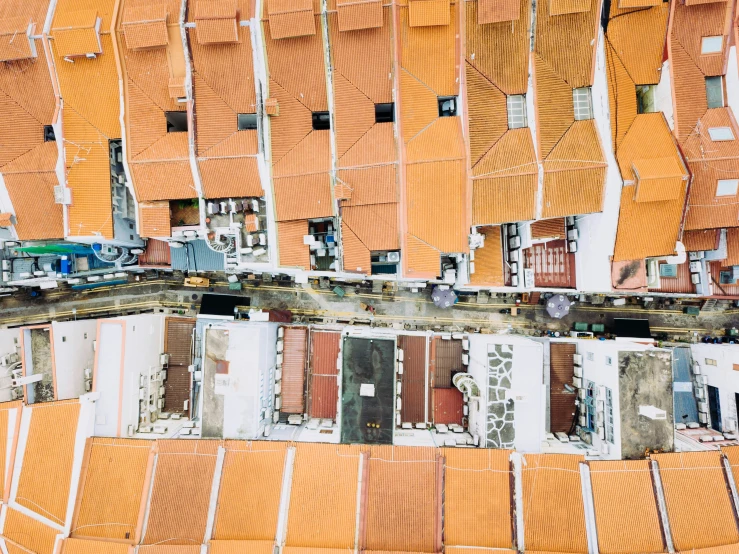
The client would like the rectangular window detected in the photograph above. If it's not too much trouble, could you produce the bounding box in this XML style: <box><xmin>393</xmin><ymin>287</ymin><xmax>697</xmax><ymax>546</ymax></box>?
<box><xmin>605</xmin><ymin>356</ymin><xmax>612</xmax><ymax>366</ymax></box>
<box><xmin>573</xmin><ymin>87</ymin><xmax>593</xmax><ymax>120</ymax></box>
<box><xmin>701</xmin><ymin>36</ymin><xmax>723</xmax><ymax>54</ymax></box>
<box><xmin>375</xmin><ymin>103</ymin><xmax>394</xmax><ymax>123</ymax></box>
<box><xmin>237</xmin><ymin>113</ymin><xmax>258</xmax><ymax>130</ymax></box>
<box><xmin>708</xmin><ymin>127</ymin><xmax>735</xmax><ymax>141</ymax></box>
<box><xmin>586</xmin><ymin>352</ymin><xmax>594</xmax><ymax>361</ymax></box>
<box><xmin>706</xmin><ymin>358</ymin><xmax>717</xmax><ymax>366</ymax></box>
<box><xmin>585</xmin><ymin>380</ymin><xmax>596</xmax><ymax>431</ymax></box>
<box><xmin>605</xmin><ymin>387</ymin><xmax>614</xmax><ymax>443</ymax></box>
<box><xmin>165</xmin><ymin>111</ymin><xmax>188</xmax><ymax>133</ymax></box>
<box><xmin>636</xmin><ymin>85</ymin><xmax>655</xmax><ymax>114</ymax></box>
<box><xmin>438</xmin><ymin>96</ymin><xmax>457</xmax><ymax>117</ymax></box>
<box><xmin>716</xmin><ymin>179</ymin><xmax>739</xmax><ymax>197</ymax></box>
<box><xmin>312</xmin><ymin>112</ymin><xmax>330</xmax><ymax>130</ymax></box>
<box><xmin>705</xmin><ymin>76</ymin><xmax>724</xmax><ymax>109</ymax></box>
<box><xmin>44</xmin><ymin>125</ymin><xmax>56</xmax><ymax>142</ymax></box>
<box><xmin>506</xmin><ymin>95</ymin><xmax>527</xmax><ymax>129</ymax></box>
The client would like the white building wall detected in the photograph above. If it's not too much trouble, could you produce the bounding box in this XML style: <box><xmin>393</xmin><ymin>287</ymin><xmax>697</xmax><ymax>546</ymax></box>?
<box><xmin>690</xmin><ymin>344</ymin><xmax>739</xmax><ymax>432</ymax></box>
<box><xmin>0</xmin><ymin>329</ymin><xmax>20</xmax><ymax>403</ymax></box>
<box><xmin>93</xmin><ymin>321</ymin><xmax>124</xmax><ymax>437</ymax></box>
<box><xmin>51</xmin><ymin>320</ymin><xmax>98</xmax><ymax>400</ymax></box>
<box><xmin>727</xmin><ymin>47</ymin><xmax>738</xmax><ymax>119</ymax></box>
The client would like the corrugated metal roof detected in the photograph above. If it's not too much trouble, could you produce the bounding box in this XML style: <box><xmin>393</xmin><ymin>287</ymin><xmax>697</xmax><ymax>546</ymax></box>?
<box><xmin>139</xmin><ymin>239</ymin><xmax>172</xmax><ymax>267</ymax></box>
<box><xmin>524</xmin><ymin>241</ymin><xmax>577</xmax><ymax>288</ymax></box>
<box><xmin>443</xmin><ymin>448</ymin><xmax>513</xmax><ymax>548</ymax></box>
<box><xmin>522</xmin><ymin>453</ymin><xmax>588</xmax><ymax>553</ymax></box>
<box><xmin>214</xmin><ymin>441</ymin><xmax>288</xmax><ymax>540</ymax></box>
<box><xmin>590</xmin><ymin>460</ymin><xmax>665</xmax><ymax>554</ymax></box>
<box><xmin>165</xmin><ymin>318</ymin><xmax>195</xmax><ymax>366</ymax></box>
<box><xmin>531</xmin><ymin>219</ymin><xmax>565</xmax><ymax>240</ymax></box>
<box><xmin>431</xmin><ymin>338</ymin><xmax>462</xmax><ymax>388</ymax></box>
<box><xmin>398</xmin><ymin>335</ymin><xmax>426</xmax><ymax>423</ymax></box>
<box><xmin>549</xmin><ymin>342</ymin><xmax>576</xmax><ymax>433</ymax></box>
<box><xmin>285</xmin><ymin>443</ymin><xmax>361</xmax><ymax>547</ymax></box>
<box><xmin>682</xmin><ymin>229</ymin><xmax>720</xmax><ymax>252</ymax></box>
<box><xmin>281</xmin><ymin>327</ymin><xmax>307</xmax><ymax>414</ymax></box>
<box><xmin>648</xmin><ymin>261</ymin><xmax>694</xmax><ymax>294</ymax></box>
<box><xmin>170</xmin><ymin>240</ymin><xmax>226</xmax><ymax>272</ymax></box>
<box><xmin>308</xmin><ymin>331</ymin><xmax>340</xmax><ymax>419</ymax></box>
<box><xmin>72</xmin><ymin>438</ymin><xmax>153</xmax><ymax>541</ymax></box>
<box><xmin>653</xmin><ymin>451</ymin><xmax>739</xmax><ymax>550</ymax></box>
<box><xmin>433</xmin><ymin>387</ymin><xmax>463</xmax><ymax>425</ymax></box>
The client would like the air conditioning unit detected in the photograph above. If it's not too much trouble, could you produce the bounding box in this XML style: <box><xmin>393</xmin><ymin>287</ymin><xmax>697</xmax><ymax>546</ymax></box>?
<box><xmin>579</xmin><ymin>415</ymin><xmax>587</xmax><ymax>427</ymax></box>
<box><xmin>84</xmin><ymin>380</ymin><xmax>92</xmax><ymax>392</ymax></box>
<box><xmin>462</xmin><ymin>353</ymin><xmax>469</xmax><ymax>365</ymax></box>
<box><xmin>160</xmin><ymin>370</ymin><xmax>167</xmax><ymax>381</ymax></box>
<box><xmin>276</xmin><ymin>353</ymin><xmax>283</xmax><ymax>365</ymax></box>
<box><xmin>157</xmin><ymin>398</ymin><xmax>164</xmax><ymax>409</ymax></box>
<box><xmin>396</xmin><ymin>397</ymin><xmax>402</xmax><ymax>411</ymax></box>
<box><xmin>695</xmin><ymin>387</ymin><xmax>704</xmax><ymax>399</ymax></box>
<box><xmin>573</xmin><ymin>376</ymin><xmax>582</xmax><ymax>388</ymax></box>
<box><xmin>691</xmin><ymin>273</ymin><xmax>701</xmax><ymax>285</ymax></box>
<box><xmin>274</xmin><ymin>396</ymin><xmax>282</xmax><ymax>409</ymax></box>
<box><xmin>159</xmin><ymin>386</ymin><xmax>165</xmax><ymax>397</ymax></box>
<box><xmin>160</xmin><ymin>354</ymin><xmax>169</xmax><ymax>365</ymax></box>
<box><xmin>699</xmin><ymin>412</ymin><xmax>708</xmax><ymax>424</ymax></box>
<box><xmin>578</xmin><ymin>388</ymin><xmax>586</xmax><ymax>400</ymax></box>
<box><xmin>573</xmin><ymin>354</ymin><xmax>583</xmax><ymax>366</ymax></box>
<box><xmin>397</xmin><ymin>349</ymin><xmax>404</xmax><ymax>362</ymax></box>
<box><xmin>509</xmin><ymin>236</ymin><xmax>521</xmax><ymax>249</ymax></box>
<box><xmin>396</xmin><ymin>381</ymin><xmax>402</xmax><ymax>395</ymax></box>
<box><xmin>698</xmin><ymin>401</ymin><xmax>709</xmax><ymax>413</ymax></box>
<box><xmin>127</xmin><ymin>424</ymin><xmax>134</xmax><ymax>437</ymax></box>
<box><xmin>568</xmin><ymin>241</ymin><xmax>578</xmax><ymax>253</ymax></box>
<box><xmin>274</xmin><ymin>382</ymin><xmax>282</xmax><ymax>394</ymax></box>
<box><xmin>276</xmin><ymin>340</ymin><xmax>284</xmax><ymax>353</ymax></box>
<box><xmin>511</xmin><ymin>275</ymin><xmax>519</xmax><ymax>287</ymax></box>
<box><xmin>510</xmin><ymin>262</ymin><xmax>518</xmax><ymax>275</ymax></box>
<box><xmin>689</xmin><ymin>261</ymin><xmax>701</xmax><ymax>273</ymax></box>
<box><xmin>387</xmin><ymin>251</ymin><xmax>400</xmax><ymax>263</ymax></box>
<box><xmin>139</xmin><ymin>388</ymin><xmax>145</xmax><ymax>400</ymax></box>
<box><xmin>397</xmin><ymin>361</ymin><xmax>403</xmax><ymax>375</ymax></box>
<box><xmin>689</xmin><ymin>250</ymin><xmax>705</xmax><ymax>260</ymax></box>
<box><xmin>509</xmin><ymin>249</ymin><xmax>519</xmax><ymax>263</ymax></box>
<box><xmin>574</xmin><ymin>366</ymin><xmax>583</xmax><ymax>378</ymax></box>
<box><xmin>693</xmin><ymin>364</ymin><xmax>701</xmax><ymax>375</ymax></box>
<box><xmin>567</xmin><ymin>228</ymin><xmax>579</xmax><ymax>240</ymax></box>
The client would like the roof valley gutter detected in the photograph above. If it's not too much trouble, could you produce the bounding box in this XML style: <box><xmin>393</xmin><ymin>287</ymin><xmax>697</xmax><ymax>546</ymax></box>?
<box><xmin>650</xmin><ymin>459</ymin><xmax>675</xmax><ymax>553</ymax></box>
<box><xmin>721</xmin><ymin>454</ymin><xmax>739</xmax><ymax>533</ymax></box>
<box><xmin>136</xmin><ymin>446</ymin><xmax>159</xmax><ymax>544</ymax></box>
<box><xmin>579</xmin><ymin>462</ymin><xmax>599</xmax><ymax>554</ymax></box>
<box><xmin>353</xmin><ymin>450</ymin><xmax>365</xmax><ymax>553</ymax></box>
<box><xmin>511</xmin><ymin>452</ymin><xmax>525</xmax><ymax>551</ymax></box>
<box><xmin>274</xmin><ymin>445</ymin><xmax>296</xmax><ymax>547</ymax></box>
<box><xmin>203</xmin><ymin>445</ymin><xmax>226</xmax><ymax>542</ymax></box>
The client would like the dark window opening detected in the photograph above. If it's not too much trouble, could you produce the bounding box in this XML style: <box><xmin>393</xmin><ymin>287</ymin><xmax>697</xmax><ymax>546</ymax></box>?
<box><xmin>636</xmin><ymin>85</ymin><xmax>655</xmax><ymax>114</ymax></box>
<box><xmin>165</xmin><ymin>111</ymin><xmax>188</xmax><ymax>133</ymax></box>
<box><xmin>706</xmin><ymin>76</ymin><xmax>724</xmax><ymax>109</ymax></box>
<box><xmin>438</xmin><ymin>96</ymin><xmax>457</xmax><ymax>117</ymax></box>
<box><xmin>312</xmin><ymin>112</ymin><xmax>331</xmax><ymax>130</ymax></box>
<box><xmin>44</xmin><ymin>125</ymin><xmax>56</xmax><ymax>142</ymax></box>
<box><xmin>237</xmin><ymin>113</ymin><xmax>258</xmax><ymax>130</ymax></box>
<box><xmin>375</xmin><ymin>103</ymin><xmax>394</xmax><ymax>123</ymax></box>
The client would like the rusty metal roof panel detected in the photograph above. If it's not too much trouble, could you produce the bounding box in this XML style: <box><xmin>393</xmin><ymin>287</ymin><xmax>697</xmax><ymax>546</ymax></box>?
<box><xmin>399</xmin><ymin>335</ymin><xmax>427</xmax><ymax>424</ymax></box>
<box><xmin>431</xmin><ymin>338</ymin><xmax>463</xmax><ymax>388</ymax></box>
<box><xmin>549</xmin><ymin>342</ymin><xmax>576</xmax><ymax>433</ymax></box>
<box><xmin>308</xmin><ymin>331</ymin><xmax>340</xmax><ymax>419</ymax></box>
<box><xmin>282</xmin><ymin>327</ymin><xmax>308</xmax><ymax>414</ymax></box>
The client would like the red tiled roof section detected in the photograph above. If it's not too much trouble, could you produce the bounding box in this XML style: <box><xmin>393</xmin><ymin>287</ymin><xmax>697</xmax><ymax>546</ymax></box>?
<box><xmin>470</xmin><ymin>227</ymin><xmax>504</xmax><ymax>286</ymax></box>
<box><xmin>194</xmin><ymin>0</ymin><xmax>239</xmax><ymax>44</ymax></box>
<box><xmin>534</xmin><ymin>55</ymin><xmax>575</xmax><ymax>159</ymax></box>
<box><xmin>605</xmin><ymin>40</ymin><xmax>637</xmax><ymax>150</ymax></box>
<box><xmin>267</xmin><ymin>0</ymin><xmax>316</xmax><ymax>39</ymax></box>
<box><xmin>364</xmin><ymin>446</ymin><xmax>441</xmax><ymax>552</ymax></box>
<box><xmin>278</xmin><ymin>220</ymin><xmax>311</xmax><ymax>268</ymax></box>
<box><xmin>590</xmin><ymin>460</ymin><xmax>665</xmax><ymax>554</ymax></box>
<box><xmin>0</xmin><ymin>17</ymin><xmax>35</xmax><ymax>62</ymax></box>
<box><xmin>139</xmin><ymin>201</ymin><xmax>171</xmax><ymax>238</ymax></box>
<box><xmin>72</xmin><ymin>438</ymin><xmax>153</xmax><ymax>541</ymax></box>
<box><xmin>286</xmin><ymin>444</ymin><xmax>361</xmax><ymax>547</ymax></box>
<box><xmin>671</xmin><ymin>0</ymin><xmax>732</xmax><ymax>78</ymax></box>
<box><xmin>122</xmin><ymin>4</ymin><xmax>169</xmax><ymax>50</ymax></box>
<box><xmin>213</xmin><ymin>441</ymin><xmax>288</xmax><ymax>540</ymax></box>
<box><xmin>143</xmin><ymin>440</ymin><xmax>220</xmax><ymax>546</ymax></box>
<box><xmin>653</xmin><ymin>451</ymin><xmax>739</xmax><ymax>550</ymax></box>
<box><xmin>531</xmin><ymin>218</ymin><xmax>565</xmax><ymax>239</ymax></box>
<box><xmin>433</xmin><ymin>387</ymin><xmax>464</xmax><ymax>424</ymax></box>
<box><xmin>308</xmin><ymin>332</ymin><xmax>339</xmax><ymax>419</ymax></box>
<box><xmin>682</xmin><ymin>229</ymin><xmax>720</xmax><ymax>251</ymax></box>
<box><xmin>341</xmin><ymin>221</ymin><xmax>371</xmax><ymax>272</ymax></box>
<box><xmin>16</xmin><ymin>401</ymin><xmax>81</xmax><ymax>526</ymax></box>
<box><xmin>51</xmin><ymin>9</ymin><xmax>102</xmax><ymax>58</ymax></box>
<box><xmin>282</xmin><ymin>327</ymin><xmax>308</xmax><ymax>414</ymax></box>
<box><xmin>336</xmin><ymin>0</ymin><xmax>382</xmax><ymax>31</ymax></box>
<box><xmin>465</xmin><ymin>63</ymin><xmax>508</xmax><ymax>166</ymax></box>
<box><xmin>522</xmin><ymin>453</ymin><xmax>588</xmax><ymax>553</ymax></box>
<box><xmin>443</xmin><ymin>448</ymin><xmax>512</xmax><ymax>548</ymax></box>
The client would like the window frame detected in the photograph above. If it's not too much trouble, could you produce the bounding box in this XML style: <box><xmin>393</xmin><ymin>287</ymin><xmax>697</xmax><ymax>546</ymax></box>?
<box><xmin>708</xmin><ymin>127</ymin><xmax>735</xmax><ymax>141</ymax></box>
<box><xmin>573</xmin><ymin>87</ymin><xmax>594</xmax><ymax>121</ymax></box>
<box><xmin>701</xmin><ymin>36</ymin><xmax>723</xmax><ymax>55</ymax></box>
<box><xmin>705</xmin><ymin>76</ymin><xmax>724</xmax><ymax>109</ymax></box>
<box><xmin>506</xmin><ymin>94</ymin><xmax>527</xmax><ymax>129</ymax></box>
<box><xmin>716</xmin><ymin>179</ymin><xmax>739</xmax><ymax>197</ymax></box>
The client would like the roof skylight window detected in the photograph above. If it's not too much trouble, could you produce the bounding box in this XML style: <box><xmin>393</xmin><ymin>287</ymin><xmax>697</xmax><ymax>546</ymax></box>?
<box><xmin>573</xmin><ymin>87</ymin><xmax>593</xmax><ymax>121</ymax></box>
<box><xmin>506</xmin><ymin>95</ymin><xmax>527</xmax><ymax>129</ymax></box>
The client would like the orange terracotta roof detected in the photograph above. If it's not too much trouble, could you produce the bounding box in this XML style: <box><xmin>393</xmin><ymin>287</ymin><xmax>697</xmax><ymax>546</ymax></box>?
<box><xmin>139</xmin><ymin>547</ymin><xmax>202</xmax><ymax>554</ymax></box>
<box><xmin>534</xmin><ymin>55</ymin><xmax>575</xmax><ymax>159</ymax></box>
<box><xmin>671</xmin><ymin>0</ymin><xmax>732</xmax><ymax>79</ymax></box>
<box><xmin>683</xmin><ymin>229</ymin><xmax>720</xmax><ymax>251</ymax></box>
<box><xmin>472</xmin><ymin>129</ymin><xmax>538</xmax><ymax>225</ymax></box>
<box><xmin>341</xmin><ymin>220</ymin><xmax>371</xmax><ymax>272</ymax></box>
<box><xmin>0</xmin><ymin>213</ymin><xmax>10</xmax><ymax>227</ymax></box>
<box><xmin>72</xmin><ymin>438</ymin><xmax>153</xmax><ymax>541</ymax></box>
<box><xmin>470</xmin><ymin>227</ymin><xmax>504</xmax><ymax>285</ymax></box>
<box><xmin>477</xmin><ymin>0</ymin><xmax>520</xmax><ymax>24</ymax></box>
<box><xmin>122</xmin><ymin>4</ymin><xmax>169</xmax><ymax>50</ymax></box>
<box><xmin>670</xmin><ymin>39</ymin><xmax>708</xmax><ymax>145</ymax></box>
<box><xmin>0</xmin><ymin>400</ymin><xmax>22</xmax><ymax>496</ymax></box>
<box><xmin>408</xmin><ymin>0</ymin><xmax>451</xmax><ymax>27</ymax></box>
<box><xmin>213</xmin><ymin>441</ymin><xmax>288</xmax><ymax>540</ymax></box>
<box><xmin>3</xmin><ymin>507</ymin><xmax>60</xmax><ymax>554</ymax></box>
<box><xmin>342</xmin><ymin>203</ymin><xmax>399</xmax><ymax>251</ymax></box>
<box><xmin>531</xmin><ymin>218</ymin><xmax>565</xmax><ymax>239</ymax></box>
<box><xmin>52</xmin><ymin>9</ymin><xmax>102</xmax><ymax>57</ymax></box>
<box><xmin>604</xmin><ymin>41</ymin><xmax>637</xmax><ymax>150</ymax></box>
<box><xmin>16</xmin><ymin>400</ymin><xmax>80</xmax><ymax>525</ymax></box>
<box><xmin>465</xmin><ymin>64</ymin><xmax>507</xmax><ymax>166</ymax></box>
<box><xmin>443</xmin><ymin>448</ymin><xmax>512</xmax><ymax>548</ymax></box>
<box><xmin>726</xmin><ymin>228</ymin><xmax>739</xmax><ymax>265</ymax></box>
<box><xmin>632</xmin><ymin>157</ymin><xmax>685</xmax><ymax>202</ymax></box>
<box><xmin>653</xmin><ymin>451</ymin><xmax>739</xmax><ymax>551</ymax></box>
<box><xmin>364</xmin><ymin>446</ymin><xmax>440</xmax><ymax>552</ymax></box>
<box><xmin>521</xmin><ymin>453</ymin><xmax>588</xmax><ymax>553</ymax></box>
<box><xmin>605</xmin><ymin>4</ymin><xmax>668</xmax><ymax>86</ymax></box>
<box><xmin>60</xmin><ymin>538</ymin><xmax>132</xmax><ymax>554</ymax></box>
<box><xmin>139</xmin><ymin>201</ymin><xmax>171</xmax><ymax>238</ymax></box>
<box><xmin>2</xmin><ymin>143</ymin><xmax>64</xmax><ymax>240</ymax></box>
<box><xmin>267</xmin><ymin>0</ymin><xmax>316</xmax><ymax>39</ymax></box>
<box><xmin>194</xmin><ymin>0</ymin><xmax>239</xmax><ymax>44</ymax></box>
<box><xmin>278</xmin><ymin>220</ymin><xmax>311</xmax><ymax>268</ymax></box>
<box><xmin>534</xmin><ymin>0</ymin><xmax>600</xmax><ymax>88</ymax></box>
<box><xmin>589</xmin><ymin>460</ymin><xmax>665</xmax><ymax>554</ymax></box>
<box><xmin>274</xmin><ymin>174</ymin><xmax>333</xmax><ymax>221</ymax></box>
<box><xmin>0</xmin><ymin>89</ymin><xmax>46</xmax><ymax>168</ymax></box>
<box><xmin>337</xmin><ymin>166</ymin><xmax>398</xmax><ymax>207</ymax></box>
<box><xmin>143</xmin><ymin>440</ymin><xmax>221</xmax><ymax>546</ymax></box>
<box><xmin>0</xmin><ymin>17</ymin><xmax>36</xmax><ymax>62</ymax></box>
<box><xmin>209</xmin><ymin>541</ymin><xmax>276</xmax><ymax>554</ymax></box>
<box><xmin>681</xmin><ymin>109</ymin><xmax>739</xmax><ymax>231</ymax></box>
<box><xmin>336</xmin><ymin>0</ymin><xmax>382</xmax><ymax>31</ymax></box>
<box><xmin>285</xmin><ymin>444</ymin><xmax>361</xmax><ymax>548</ymax></box>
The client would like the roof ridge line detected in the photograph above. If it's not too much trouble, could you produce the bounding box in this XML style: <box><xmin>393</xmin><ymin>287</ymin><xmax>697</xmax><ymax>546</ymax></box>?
<box><xmin>193</xmin><ymin>71</ymin><xmax>240</xmax><ymax>118</ymax></box>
